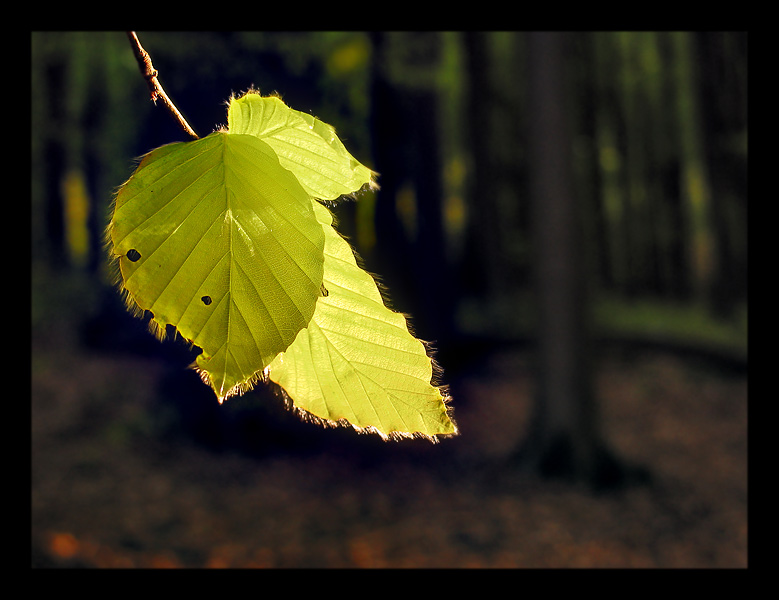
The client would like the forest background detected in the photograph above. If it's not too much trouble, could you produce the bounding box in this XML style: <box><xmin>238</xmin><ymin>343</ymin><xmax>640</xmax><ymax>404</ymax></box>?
<box><xmin>31</xmin><ymin>31</ymin><xmax>747</xmax><ymax>568</ymax></box>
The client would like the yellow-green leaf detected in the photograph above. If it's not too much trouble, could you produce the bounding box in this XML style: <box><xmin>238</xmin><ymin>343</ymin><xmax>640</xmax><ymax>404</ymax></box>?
<box><xmin>266</xmin><ymin>201</ymin><xmax>457</xmax><ymax>440</ymax></box>
<box><xmin>227</xmin><ymin>92</ymin><xmax>376</xmax><ymax>201</ymax></box>
<box><xmin>108</xmin><ymin>131</ymin><xmax>325</xmax><ymax>400</ymax></box>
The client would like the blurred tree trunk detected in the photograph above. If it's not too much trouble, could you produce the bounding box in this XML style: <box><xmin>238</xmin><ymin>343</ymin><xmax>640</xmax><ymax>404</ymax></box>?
<box><xmin>38</xmin><ymin>54</ymin><xmax>68</xmax><ymax>268</ymax></box>
<box><xmin>672</xmin><ymin>32</ymin><xmax>717</xmax><ymax>308</ymax></box>
<box><xmin>461</xmin><ymin>32</ymin><xmax>508</xmax><ymax>302</ymax></box>
<box><xmin>513</xmin><ymin>32</ymin><xmax>639</xmax><ymax>489</ymax></box>
<box><xmin>368</xmin><ymin>32</ymin><xmax>454</xmax><ymax>343</ymax></box>
<box><xmin>695</xmin><ymin>32</ymin><xmax>748</xmax><ymax>317</ymax></box>
<box><xmin>590</xmin><ymin>32</ymin><xmax>630</xmax><ymax>297</ymax></box>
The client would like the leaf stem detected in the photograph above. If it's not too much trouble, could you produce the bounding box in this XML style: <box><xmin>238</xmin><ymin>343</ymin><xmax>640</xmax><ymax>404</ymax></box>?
<box><xmin>126</xmin><ymin>31</ymin><xmax>199</xmax><ymax>140</ymax></box>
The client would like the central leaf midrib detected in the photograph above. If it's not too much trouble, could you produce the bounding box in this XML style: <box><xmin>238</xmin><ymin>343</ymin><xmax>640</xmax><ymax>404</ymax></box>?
<box><xmin>220</xmin><ymin>135</ymin><xmax>291</xmax><ymax>378</ymax></box>
<box><xmin>223</xmin><ymin>136</ymin><xmax>238</xmax><ymax>377</ymax></box>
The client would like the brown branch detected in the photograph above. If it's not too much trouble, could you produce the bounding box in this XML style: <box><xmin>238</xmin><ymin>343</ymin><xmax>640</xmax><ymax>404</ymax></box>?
<box><xmin>126</xmin><ymin>31</ymin><xmax>199</xmax><ymax>140</ymax></box>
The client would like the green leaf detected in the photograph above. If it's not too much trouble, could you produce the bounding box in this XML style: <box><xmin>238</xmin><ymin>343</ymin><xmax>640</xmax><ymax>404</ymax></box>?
<box><xmin>266</xmin><ymin>201</ymin><xmax>457</xmax><ymax>440</ymax></box>
<box><xmin>227</xmin><ymin>92</ymin><xmax>376</xmax><ymax>201</ymax></box>
<box><xmin>109</xmin><ymin>91</ymin><xmax>455</xmax><ymax>441</ymax></box>
<box><xmin>108</xmin><ymin>130</ymin><xmax>325</xmax><ymax>400</ymax></box>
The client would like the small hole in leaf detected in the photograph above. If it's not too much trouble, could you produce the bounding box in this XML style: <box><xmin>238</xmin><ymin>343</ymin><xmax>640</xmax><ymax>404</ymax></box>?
<box><xmin>321</xmin><ymin>284</ymin><xmax>329</xmax><ymax>297</ymax></box>
<box><xmin>201</xmin><ymin>295</ymin><xmax>212</xmax><ymax>306</ymax></box>
<box><xmin>126</xmin><ymin>249</ymin><xmax>141</xmax><ymax>262</ymax></box>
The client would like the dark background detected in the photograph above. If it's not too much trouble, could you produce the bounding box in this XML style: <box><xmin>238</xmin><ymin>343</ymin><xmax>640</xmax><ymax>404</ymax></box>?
<box><xmin>32</xmin><ymin>31</ymin><xmax>747</xmax><ymax>568</ymax></box>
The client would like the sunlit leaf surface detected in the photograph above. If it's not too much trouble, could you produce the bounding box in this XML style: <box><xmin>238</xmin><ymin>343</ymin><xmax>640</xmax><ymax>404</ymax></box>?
<box><xmin>108</xmin><ymin>131</ymin><xmax>325</xmax><ymax>399</ymax></box>
<box><xmin>109</xmin><ymin>91</ymin><xmax>454</xmax><ymax>440</ymax></box>
<box><xmin>227</xmin><ymin>92</ymin><xmax>376</xmax><ymax>201</ymax></box>
<box><xmin>266</xmin><ymin>202</ymin><xmax>456</xmax><ymax>440</ymax></box>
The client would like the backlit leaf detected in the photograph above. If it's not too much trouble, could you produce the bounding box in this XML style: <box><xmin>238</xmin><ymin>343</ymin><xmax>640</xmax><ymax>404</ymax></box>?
<box><xmin>227</xmin><ymin>92</ymin><xmax>376</xmax><ymax>201</ymax></box>
<box><xmin>109</xmin><ymin>90</ymin><xmax>455</xmax><ymax>442</ymax></box>
<box><xmin>108</xmin><ymin>131</ymin><xmax>325</xmax><ymax>400</ymax></box>
<box><xmin>266</xmin><ymin>201</ymin><xmax>457</xmax><ymax>440</ymax></box>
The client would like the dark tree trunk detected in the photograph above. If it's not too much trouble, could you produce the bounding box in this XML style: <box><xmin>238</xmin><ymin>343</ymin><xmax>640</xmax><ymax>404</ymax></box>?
<box><xmin>695</xmin><ymin>32</ymin><xmax>748</xmax><ymax>317</ymax></box>
<box><xmin>42</xmin><ymin>59</ymin><xmax>68</xmax><ymax>268</ymax></box>
<box><xmin>368</xmin><ymin>32</ymin><xmax>454</xmax><ymax>343</ymax></box>
<box><xmin>461</xmin><ymin>32</ymin><xmax>508</xmax><ymax>302</ymax></box>
<box><xmin>513</xmin><ymin>32</ymin><xmax>645</xmax><ymax>489</ymax></box>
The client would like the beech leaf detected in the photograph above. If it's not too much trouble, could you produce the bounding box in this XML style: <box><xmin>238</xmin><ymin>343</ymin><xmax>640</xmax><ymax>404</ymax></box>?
<box><xmin>108</xmin><ymin>90</ymin><xmax>456</xmax><ymax>441</ymax></box>
<box><xmin>266</xmin><ymin>201</ymin><xmax>456</xmax><ymax>440</ymax></box>
<box><xmin>108</xmin><ymin>131</ymin><xmax>325</xmax><ymax>399</ymax></box>
<box><xmin>227</xmin><ymin>92</ymin><xmax>376</xmax><ymax>201</ymax></box>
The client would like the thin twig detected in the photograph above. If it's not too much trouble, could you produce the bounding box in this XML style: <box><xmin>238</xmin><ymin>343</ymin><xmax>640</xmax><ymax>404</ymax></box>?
<box><xmin>126</xmin><ymin>31</ymin><xmax>199</xmax><ymax>140</ymax></box>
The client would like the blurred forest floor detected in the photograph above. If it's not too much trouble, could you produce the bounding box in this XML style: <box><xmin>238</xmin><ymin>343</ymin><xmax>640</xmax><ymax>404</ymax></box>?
<box><xmin>32</xmin><ymin>302</ymin><xmax>747</xmax><ymax>569</ymax></box>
